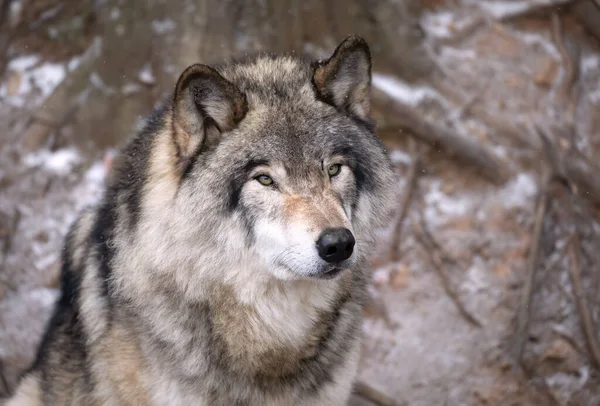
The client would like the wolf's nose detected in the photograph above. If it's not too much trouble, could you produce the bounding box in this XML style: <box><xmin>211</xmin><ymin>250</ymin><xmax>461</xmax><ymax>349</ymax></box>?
<box><xmin>316</xmin><ymin>228</ymin><xmax>355</xmax><ymax>263</ymax></box>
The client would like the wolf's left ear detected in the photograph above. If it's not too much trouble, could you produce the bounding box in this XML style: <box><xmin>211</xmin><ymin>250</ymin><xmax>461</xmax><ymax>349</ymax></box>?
<box><xmin>312</xmin><ymin>35</ymin><xmax>372</xmax><ymax>120</ymax></box>
<box><xmin>172</xmin><ymin>64</ymin><xmax>247</xmax><ymax>164</ymax></box>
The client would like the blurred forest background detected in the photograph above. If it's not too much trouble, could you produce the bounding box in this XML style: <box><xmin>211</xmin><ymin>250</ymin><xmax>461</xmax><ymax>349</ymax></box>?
<box><xmin>2</xmin><ymin>0</ymin><xmax>600</xmax><ymax>405</ymax></box>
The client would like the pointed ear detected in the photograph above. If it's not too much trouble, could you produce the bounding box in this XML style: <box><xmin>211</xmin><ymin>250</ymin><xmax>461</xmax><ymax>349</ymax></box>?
<box><xmin>172</xmin><ymin>64</ymin><xmax>247</xmax><ymax>164</ymax></box>
<box><xmin>312</xmin><ymin>35</ymin><xmax>372</xmax><ymax>120</ymax></box>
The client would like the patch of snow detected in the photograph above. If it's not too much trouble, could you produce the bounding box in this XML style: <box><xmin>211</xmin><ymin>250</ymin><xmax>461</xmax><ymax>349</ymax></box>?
<box><xmin>24</xmin><ymin>148</ymin><xmax>83</xmax><ymax>176</ymax></box>
<box><xmin>423</xmin><ymin>180</ymin><xmax>472</xmax><ymax>224</ymax></box>
<box><xmin>34</xmin><ymin>253</ymin><xmax>58</xmax><ymax>272</ymax></box>
<box><xmin>9</xmin><ymin>1</ymin><xmax>22</xmax><ymax>28</ymax></box>
<box><xmin>589</xmin><ymin>89</ymin><xmax>600</xmax><ymax>104</ymax></box>
<box><xmin>439</xmin><ymin>47</ymin><xmax>477</xmax><ymax>61</ymax></box>
<box><xmin>546</xmin><ymin>367</ymin><xmax>590</xmax><ymax>403</ymax></box>
<box><xmin>138</xmin><ymin>63</ymin><xmax>155</xmax><ymax>85</ymax></box>
<box><xmin>236</xmin><ymin>34</ymin><xmax>252</xmax><ymax>52</ymax></box>
<box><xmin>152</xmin><ymin>19</ymin><xmax>176</xmax><ymax>35</ymax></box>
<box><xmin>581</xmin><ymin>55</ymin><xmax>600</xmax><ymax>74</ymax></box>
<box><xmin>519</xmin><ymin>32</ymin><xmax>559</xmax><ymax>58</ymax></box>
<box><xmin>122</xmin><ymin>82</ymin><xmax>141</xmax><ymax>95</ymax></box>
<box><xmin>26</xmin><ymin>288</ymin><xmax>60</xmax><ymax>309</ymax></box>
<box><xmin>85</xmin><ymin>161</ymin><xmax>107</xmax><ymax>184</ymax></box>
<box><xmin>89</xmin><ymin>71</ymin><xmax>114</xmax><ymax>94</ymax></box>
<box><xmin>68</xmin><ymin>55</ymin><xmax>81</xmax><ymax>72</ymax></box>
<box><xmin>373</xmin><ymin>268</ymin><xmax>390</xmax><ymax>286</ymax></box>
<box><xmin>71</xmin><ymin>157</ymin><xmax>111</xmax><ymax>207</ymax></box>
<box><xmin>35</xmin><ymin>64</ymin><xmax>67</xmax><ymax>96</ymax></box>
<box><xmin>389</xmin><ymin>150</ymin><xmax>412</xmax><ymax>166</ymax></box>
<box><xmin>477</xmin><ymin>1</ymin><xmax>530</xmax><ymax>19</ymax></box>
<box><xmin>110</xmin><ymin>8</ymin><xmax>120</xmax><ymax>20</ymax></box>
<box><xmin>0</xmin><ymin>59</ymin><xmax>66</xmax><ymax>107</ymax></box>
<box><xmin>303</xmin><ymin>43</ymin><xmax>329</xmax><ymax>59</ymax></box>
<box><xmin>499</xmin><ymin>173</ymin><xmax>537</xmax><ymax>209</ymax></box>
<box><xmin>421</xmin><ymin>12</ymin><xmax>456</xmax><ymax>39</ymax></box>
<box><xmin>421</xmin><ymin>12</ymin><xmax>479</xmax><ymax>40</ymax></box>
<box><xmin>7</xmin><ymin>55</ymin><xmax>39</xmax><ymax>71</ymax></box>
<box><xmin>461</xmin><ymin>258</ymin><xmax>488</xmax><ymax>295</ymax></box>
<box><xmin>48</xmin><ymin>26</ymin><xmax>59</xmax><ymax>39</ymax></box>
<box><xmin>373</xmin><ymin>73</ymin><xmax>445</xmax><ymax>107</ymax></box>
<box><xmin>39</xmin><ymin>4</ymin><xmax>63</xmax><ymax>22</ymax></box>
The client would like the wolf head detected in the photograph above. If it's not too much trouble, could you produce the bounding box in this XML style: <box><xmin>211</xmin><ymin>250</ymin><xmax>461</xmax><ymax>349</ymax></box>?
<box><xmin>122</xmin><ymin>36</ymin><xmax>396</xmax><ymax>289</ymax></box>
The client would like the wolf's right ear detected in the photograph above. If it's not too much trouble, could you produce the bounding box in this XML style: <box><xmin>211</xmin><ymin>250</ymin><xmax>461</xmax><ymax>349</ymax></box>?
<box><xmin>172</xmin><ymin>64</ymin><xmax>247</xmax><ymax>164</ymax></box>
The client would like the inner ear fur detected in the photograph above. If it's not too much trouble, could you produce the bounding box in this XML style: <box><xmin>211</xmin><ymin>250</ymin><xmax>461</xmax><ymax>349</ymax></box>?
<box><xmin>312</xmin><ymin>35</ymin><xmax>372</xmax><ymax>120</ymax></box>
<box><xmin>172</xmin><ymin>64</ymin><xmax>247</xmax><ymax>167</ymax></box>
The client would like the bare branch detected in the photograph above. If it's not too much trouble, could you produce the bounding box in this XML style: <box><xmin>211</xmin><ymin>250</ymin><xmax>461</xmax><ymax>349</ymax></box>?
<box><xmin>512</xmin><ymin>174</ymin><xmax>551</xmax><ymax>363</ymax></box>
<box><xmin>572</xmin><ymin>0</ymin><xmax>600</xmax><ymax>42</ymax></box>
<box><xmin>550</xmin><ymin>13</ymin><xmax>579</xmax><ymax>106</ymax></box>
<box><xmin>412</xmin><ymin>213</ymin><xmax>482</xmax><ymax>328</ymax></box>
<box><xmin>354</xmin><ymin>380</ymin><xmax>404</xmax><ymax>406</ymax></box>
<box><xmin>0</xmin><ymin>358</ymin><xmax>8</xmax><ymax>396</ymax></box>
<box><xmin>389</xmin><ymin>139</ymin><xmax>420</xmax><ymax>262</ymax></box>
<box><xmin>485</xmin><ymin>0</ymin><xmax>577</xmax><ymax>21</ymax></box>
<box><xmin>556</xmin><ymin>188</ymin><xmax>600</xmax><ymax>369</ymax></box>
<box><xmin>372</xmin><ymin>89</ymin><xmax>514</xmax><ymax>185</ymax></box>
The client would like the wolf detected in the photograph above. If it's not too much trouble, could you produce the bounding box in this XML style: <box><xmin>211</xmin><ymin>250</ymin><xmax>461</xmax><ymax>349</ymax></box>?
<box><xmin>5</xmin><ymin>35</ymin><xmax>396</xmax><ymax>405</ymax></box>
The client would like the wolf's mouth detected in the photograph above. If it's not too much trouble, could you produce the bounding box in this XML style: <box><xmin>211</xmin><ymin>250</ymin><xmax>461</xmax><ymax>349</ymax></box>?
<box><xmin>316</xmin><ymin>267</ymin><xmax>345</xmax><ymax>280</ymax></box>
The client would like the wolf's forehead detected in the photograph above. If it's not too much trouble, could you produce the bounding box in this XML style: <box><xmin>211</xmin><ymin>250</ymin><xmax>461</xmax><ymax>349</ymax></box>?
<box><xmin>218</xmin><ymin>55</ymin><xmax>317</xmax><ymax>104</ymax></box>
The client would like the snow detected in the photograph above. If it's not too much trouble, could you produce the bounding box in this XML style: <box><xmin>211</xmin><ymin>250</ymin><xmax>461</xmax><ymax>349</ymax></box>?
<box><xmin>422</xmin><ymin>173</ymin><xmax>537</xmax><ymax>227</ymax></box>
<box><xmin>122</xmin><ymin>82</ymin><xmax>142</xmax><ymax>95</ymax></box>
<box><xmin>461</xmin><ymin>258</ymin><xmax>488</xmax><ymax>295</ymax></box>
<box><xmin>39</xmin><ymin>4</ymin><xmax>63</xmax><ymax>22</ymax></box>
<box><xmin>499</xmin><ymin>173</ymin><xmax>537</xmax><ymax>209</ymax></box>
<box><xmin>439</xmin><ymin>47</ymin><xmax>477</xmax><ymax>61</ymax></box>
<box><xmin>421</xmin><ymin>11</ymin><xmax>478</xmax><ymax>40</ymax></box>
<box><xmin>89</xmin><ymin>71</ymin><xmax>114</xmax><ymax>94</ymax></box>
<box><xmin>138</xmin><ymin>63</ymin><xmax>156</xmax><ymax>85</ymax></box>
<box><xmin>6</xmin><ymin>55</ymin><xmax>39</xmax><ymax>71</ymax></box>
<box><xmin>372</xmin><ymin>73</ymin><xmax>443</xmax><ymax>107</ymax></box>
<box><xmin>424</xmin><ymin>179</ymin><xmax>472</xmax><ymax>222</ymax></box>
<box><xmin>27</xmin><ymin>288</ymin><xmax>59</xmax><ymax>309</ymax></box>
<box><xmin>0</xmin><ymin>57</ymin><xmax>67</xmax><ymax>107</ymax></box>
<box><xmin>152</xmin><ymin>19</ymin><xmax>176</xmax><ymax>35</ymax></box>
<box><xmin>389</xmin><ymin>150</ymin><xmax>412</xmax><ymax>166</ymax></box>
<box><xmin>24</xmin><ymin>148</ymin><xmax>83</xmax><ymax>176</ymax></box>
<box><xmin>589</xmin><ymin>90</ymin><xmax>600</xmax><ymax>104</ymax></box>
<box><xmin>110</xmin><ymin>8</ymin><xmax>120</xmax><ymax>20</ymax></box>
<box><xmin>31</xmin><ymin>64</ymin><xmax>66</xmax><ymax>97</ymax></box>
<box><xmin>581</xmin><ymin>55</ymin><xmax>600</xmax><ymax>74</ymax></box>
<box><xmin>477</xmin><ymin>1</ymin><xmax>530</xmax><ymax>19</ymax></box>
<box><xmin>519</xmin><ymin>32</ymin><xmax>560</xmax><ymax>58</ymax></box>
<box><xmin>68</xmin><ymin>56</ymin><xmax>81</xmax><ymax>72</ymax></box>
<box><xmin>85</xmin><ymin>160</ymin><xmax>108</xmax><ymax>184</ymax></box>
<box><xmin>9</xmin><ymin>1</ymin><xmax>22</xmax><ymax>25</ymax></box>
<box><xmin>421</xmin><ymin>12</ymin><xmax>456</xmax><ymax>39</ymax></box>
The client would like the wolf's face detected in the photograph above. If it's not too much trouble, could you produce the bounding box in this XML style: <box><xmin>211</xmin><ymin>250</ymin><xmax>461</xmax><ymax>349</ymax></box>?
<box><xmin>147</xmin><ymin>36</ymin><xmax>396</xmax><ymax>283</ymax></box>
<box><xmin>226</xmin><ymin>110</ymin><xmax>365</xmax><ymax>280</ymax></box>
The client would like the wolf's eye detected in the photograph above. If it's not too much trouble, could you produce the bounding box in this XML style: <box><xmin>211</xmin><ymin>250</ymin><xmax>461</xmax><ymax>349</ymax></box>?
<box><xmin>328</xmin><ymin>164</ymin><xmax>341</xmax><ymax>177</ymax></box>
<box><xmin>256</xmin><ymin>175</ymin><xmax>273</xmax><ymax>186</ymax></box>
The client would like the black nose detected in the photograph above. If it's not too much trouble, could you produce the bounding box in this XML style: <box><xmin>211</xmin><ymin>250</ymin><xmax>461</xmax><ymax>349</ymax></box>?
<box><xmin>316</xmin><ymin>228</ymin><xmax>355</xmax><ymax>263</ymax></box>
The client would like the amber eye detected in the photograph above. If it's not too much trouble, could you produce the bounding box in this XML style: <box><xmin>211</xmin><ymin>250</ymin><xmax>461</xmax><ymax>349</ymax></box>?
<box><xmin>327</xmin><ymin>164</ymin><xmax>341</xmax><ymax>177</ymax></box>
<box><xmin>256</xmin><ymin>174</ymin><xmax>273</xmax><ymax>186</ymax></box>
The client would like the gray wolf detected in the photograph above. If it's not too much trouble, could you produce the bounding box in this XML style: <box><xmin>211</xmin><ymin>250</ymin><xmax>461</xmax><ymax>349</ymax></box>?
<box><xmin>5</xmin><ymin>35</ymin><xmax>396</xmax><ymax>405</ymax></box>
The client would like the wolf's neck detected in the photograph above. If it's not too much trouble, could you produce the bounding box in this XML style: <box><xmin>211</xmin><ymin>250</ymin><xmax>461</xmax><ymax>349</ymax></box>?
<box><xmin>133</xmin><ymin>271</ymin><xmax>353</xmax><ymax>379</ymax></box>
<box><xmin>205</xmin><ymin>274</ymin><xmax>352</xmax><ymax>376</ymax></box>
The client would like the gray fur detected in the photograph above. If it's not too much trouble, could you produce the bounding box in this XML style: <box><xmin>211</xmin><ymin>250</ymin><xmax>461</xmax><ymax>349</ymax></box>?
<box><xmin>5</xmin><ymin>36</ymin><xmax>396</xmax><ymax>406</ymax></box>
